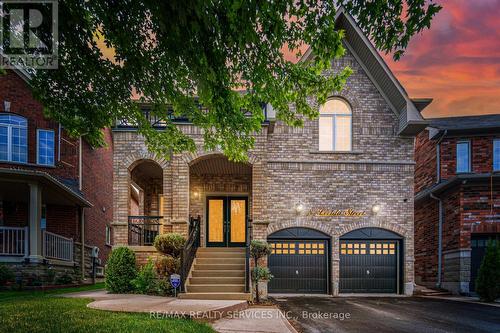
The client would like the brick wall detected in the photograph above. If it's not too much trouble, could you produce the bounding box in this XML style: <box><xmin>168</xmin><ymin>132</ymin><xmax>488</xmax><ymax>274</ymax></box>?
<box><xmin>414</xmin><ymin>130</ymin><xmax>437</xmax><ymax>193</ymax></box>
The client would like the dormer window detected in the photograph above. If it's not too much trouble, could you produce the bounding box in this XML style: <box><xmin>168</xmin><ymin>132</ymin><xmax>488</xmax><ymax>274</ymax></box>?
<box><xmin>0</xmin><ymin>114</ymin><xmax>28</xmax><ymax>163</ymax></box>
<box><xmin>319</xmin><ymin>98</ymin><xmax>352</xmax><ymax>151</ymax></box>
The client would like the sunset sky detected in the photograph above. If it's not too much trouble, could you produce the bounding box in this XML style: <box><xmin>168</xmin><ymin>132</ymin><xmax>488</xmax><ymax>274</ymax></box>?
<box><xmin>383</xmin><ymin>0</ymin><xmax>500</xmax><ymax>118</ymax></box>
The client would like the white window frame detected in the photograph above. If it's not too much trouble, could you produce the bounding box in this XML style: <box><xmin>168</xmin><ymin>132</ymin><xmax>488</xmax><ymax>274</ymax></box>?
<box><xmin>456</xmin><ymin>140</ymin><xmax>471</xmax><ymax>173</ymax></box>
<box><xmin>37</xmin><ymin>129</ymin><xmax>55</xmax><ymax>166</ymax></box>
<box><xmin>318</xmin><ymin>98</ymin><xmax>353</xmax><ymax>152</ymax></box>
<box><xmin>0</xmin><ymin>115</ymin><xmax>28</xmax><ymax>163</ymax></box>
<box><xmin>105</xmin><ymin>226</ymin><xmax>112</xmax><ymax>246</ymax></box>
<box><xmin>494</xmin><ymin>139</ymin><xmax>500</xmax><ymax>172</ymax></box>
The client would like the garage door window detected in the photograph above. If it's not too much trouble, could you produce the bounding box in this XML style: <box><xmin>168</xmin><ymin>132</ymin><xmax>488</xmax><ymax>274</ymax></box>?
<box><xmin>270</xmin><ymin>242</ymin><xmax>325</xmax><ymax>255</ymax></box>
<box><xmin>341</xmin><ymin>242</ymin><xmax>395</xmax><ymax>255</ymax></box>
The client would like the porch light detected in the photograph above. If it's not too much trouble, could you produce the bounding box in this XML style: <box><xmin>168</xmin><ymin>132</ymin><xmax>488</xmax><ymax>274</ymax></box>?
<box><xmin>295</xmin><ymin>203</ymin><xmax>305</xmax><ymax>213</ymax></box>
<box><xmin>372</xmin><ymin>204</ymin><xmax>381</xmax><ymax>214</ymax></box>
<box><xmin>3</xmin><ymin>100</ymin><xmax>11</xmax><ymax>112</ymax></box>
<box><xmin>193</xmin><ymin>191</ymin><xmax>200</xmax><ymax>199</ymax></box>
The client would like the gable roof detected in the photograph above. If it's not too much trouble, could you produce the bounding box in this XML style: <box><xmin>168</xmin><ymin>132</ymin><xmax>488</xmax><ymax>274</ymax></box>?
<box><xmin>426</xmin><ymin>114</ymin><xmax>500</xmax><ymax>139</ymax></box>
<box><xmin>300</xmin><ymin>7</ymin><xmax>431</xmax><ymax>136</ymax></box>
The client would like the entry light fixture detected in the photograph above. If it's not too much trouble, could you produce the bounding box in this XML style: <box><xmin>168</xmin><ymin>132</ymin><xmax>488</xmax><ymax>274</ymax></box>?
<box><xmin>3</xmin><ymin>100</ymin><xmax>11</xmax><ymax>112</ymax></box>
<box><xmin>193</xmin><ymin>191</ymin><xmax>200</xmax><ymax>199</ymax></box>
<box><xmin>372</xmin><ymin>204</ymin><xmax>381</xmax><ymax>214</ymax></box>
<box><xmin>295</xmin><ymin>202</ymin><xmax>305</xmax><ymax>214</ymax></box>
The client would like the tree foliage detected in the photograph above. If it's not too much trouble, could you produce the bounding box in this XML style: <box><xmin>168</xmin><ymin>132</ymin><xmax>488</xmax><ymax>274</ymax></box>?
<box><xmin>475</xmin><ymin>241</ymin><xmax>500</xmax><ymax>302</ymax></box>
<box><xmin>8</xmin><ymin>0</ymin><xmax>440</xmax><ymax>161</ymax></box>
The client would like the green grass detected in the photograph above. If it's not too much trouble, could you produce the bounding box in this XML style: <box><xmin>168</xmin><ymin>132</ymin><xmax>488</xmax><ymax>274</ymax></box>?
<box><xmin>0</xmin><ymin>284</ymin><xmax>215</xmax><ymax>333</ymax></box>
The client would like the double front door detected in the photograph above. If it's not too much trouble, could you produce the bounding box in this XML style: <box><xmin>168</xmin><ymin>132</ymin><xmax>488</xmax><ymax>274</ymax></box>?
<box><xmin>206</xmin><ymin>196</ymin><xmax>247</xmax><ymax>247</ymax></box>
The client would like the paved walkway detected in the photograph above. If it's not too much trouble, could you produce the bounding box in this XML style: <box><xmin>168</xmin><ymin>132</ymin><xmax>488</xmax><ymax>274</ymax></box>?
<box><xmin>212</xmin><ymin>307</ymin><xmax>296</xmax><ymax>333</ymax></box>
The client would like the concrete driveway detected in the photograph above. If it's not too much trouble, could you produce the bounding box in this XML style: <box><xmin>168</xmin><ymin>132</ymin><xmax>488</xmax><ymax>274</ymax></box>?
<box><xmin>272</xmin><ymin>296</ymin><xmax>500</xmax><ymax>333</ymax></box>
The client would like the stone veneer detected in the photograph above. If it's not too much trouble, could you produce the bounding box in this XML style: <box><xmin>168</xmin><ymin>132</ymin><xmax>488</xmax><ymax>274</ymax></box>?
<box><xmin>112</xmin><ymin>47</ymin><xmax>417</xmax><ymax>296</ymax></box>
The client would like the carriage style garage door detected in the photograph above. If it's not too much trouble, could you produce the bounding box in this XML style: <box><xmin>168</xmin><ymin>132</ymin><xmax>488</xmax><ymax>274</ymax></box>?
<box><xmin>339</xmin><ymin>228</ymin><xmax>402</xmax><ymax>294</ymax></box>
<box><xmin>267</xmin><ymin>228</ymin><xmax>329</xmax><ymax>294</ymax></box>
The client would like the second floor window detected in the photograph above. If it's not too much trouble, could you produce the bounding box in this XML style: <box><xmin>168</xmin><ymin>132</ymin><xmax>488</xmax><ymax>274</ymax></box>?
<box><xmin>0</xmin><ymin>114</ymin><xmax>28</xmax><ymax>163</ymax></box>
<box><xmin>37</xmin><ymin>129</ymin><xmax>55</xmax><ymax>166</ymax></box>
<box><xmin>494</xmin><ymin>139</ymin><xmax>500</xmax><ymax>172</ymax></box>
<box><xmin>456</xmin><ymin>140</ymin><xmax>471</xmax><ymax>173</ymax></box>
<box><xmin>319</xmin><ymin>98</ymin><xmax>352</xmax><ymax>151</ymax></box>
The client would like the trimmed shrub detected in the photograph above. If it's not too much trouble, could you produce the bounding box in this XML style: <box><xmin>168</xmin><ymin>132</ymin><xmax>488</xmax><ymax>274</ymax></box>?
<box><xmin>155</xmin><ymin>255</ymin><xmax>181</xmax><ymax>278</ymax></box>
<box><xmin>54</xmin><ymin>272</ymin><xmax>73</xmax><ymax>285</ymax></box>
<box><xmin>250</xmin><ymin>240</ymin><xmax>272</xmax><ymax>264</ymax></box>
<box><xmin>251</xmin><ymin>266</ymin><xmax>273</xmax><ymax>282</ymax></box>
<box><xmin>475</xmin><ymin>241</ymin><xmax>500</xmax><ymax>302</ymax></box>
<box><xmin>132</xmin><ymin>260</ymin><xmax>158</xmax><ymax>295</ymax></box>
<box><xmin>105</xmin><ymin>247</ymin><xmax>137</xmax><ymax>293</ymax></box>
<box><xmin>0</xmin><ymin>264</ymin><xmax>15</xmax><ymax>286</ymax></box>
<box><xmin>154</xmin><ymin>233</ymin><xmax>186</xmax><ymax>257</ymax></box>
<box><xmin>250</xmin><ymin>240</ymin><xmax>272</xmax><ymax>303</ymax></box>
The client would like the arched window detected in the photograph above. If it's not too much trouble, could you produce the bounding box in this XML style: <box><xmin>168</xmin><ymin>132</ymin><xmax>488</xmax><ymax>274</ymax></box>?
<box><xmin>318</xmin><ymin>98</ymin><xmax>352</xmax><ymax>151</ymax></box>
<box><xmin>0</xmin><ymin>114</ymin><xmax>28</xmax><ymax>163</ymax></box>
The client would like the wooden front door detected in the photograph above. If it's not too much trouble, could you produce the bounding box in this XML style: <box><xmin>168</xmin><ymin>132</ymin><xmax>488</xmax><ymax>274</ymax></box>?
<box><xmin>206</xmin><ymin>196</ymin><xmax>247</xmax><ymax>247</ymax></box>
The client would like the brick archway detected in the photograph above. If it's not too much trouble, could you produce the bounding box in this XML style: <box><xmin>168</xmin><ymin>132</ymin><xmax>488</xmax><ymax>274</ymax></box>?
<box><xmin>335</xmin><ymin>220</ymin><xmax>409</xmax><ymax>239</ymax></box>
<box><xmin>266</xmin><ymin>220</ymin><xmax>334</xmax><ymax>238</ymax></box>
<box><xmin>182</xmin><ymin>150</ymin><xmax>260</xmax><ymax>165</ymax></box>
<box><xmin>121</xmin><ymin>150</ymin><xmax>170</xmax><ymax>171</ymax></box>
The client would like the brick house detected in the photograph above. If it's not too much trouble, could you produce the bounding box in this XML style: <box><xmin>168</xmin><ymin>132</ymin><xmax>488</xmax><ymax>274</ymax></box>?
<box><xmin>0</xmin><ymin>68</ymin><xmax>113</xmax><ymax>283</ymax></box>
<box><xmin>414</xmin><ymin>114</ymin><xmax>500</xmax><ymax>295</ymax></box>
<box><xmin>111</xmin><ymin>8</ymin><xmax>430</xmax><ymax>300</ymax></box>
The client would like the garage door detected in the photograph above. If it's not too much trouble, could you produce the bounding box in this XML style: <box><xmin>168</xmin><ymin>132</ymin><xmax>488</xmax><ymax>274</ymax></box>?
<box><xmin>268</xmin><ymin>239</ymin><xmax>328</xmax><ymax>293</ymax></box>
<box><xmin>340</xmin><ymin>240</ymin><xmax>399</xmax><ymax>293</ymax></box>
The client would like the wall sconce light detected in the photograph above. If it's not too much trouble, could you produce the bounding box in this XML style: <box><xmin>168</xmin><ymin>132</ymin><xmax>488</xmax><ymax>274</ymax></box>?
<box><xmin>193</xmin><ymin>191</ymin><xmax>200</xmax><ymax>199</ymax></box>
<box><xmin>3</xmin><ymin>101</ymin><xmax>11</xmax><ymax>112</ymax></box>
<box><xmin>372</xmin><ymin>204</ymin><xmax>381</xmax><ymax>214</ymax></box>
<box><xmin>295</xmin><ymin>202</ymin><xmax>305</xmax><ymax>214</ymax></box>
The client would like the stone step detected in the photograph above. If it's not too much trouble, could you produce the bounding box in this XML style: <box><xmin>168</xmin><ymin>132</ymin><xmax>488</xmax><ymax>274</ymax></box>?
<box><xmin>196</xmin><ymin>258</ymin><xmax>245</xmax><ymax>265</ymax></box>
<box><xmin>179</xmin><ymin>292</ymin><xmax>252</xmax><ymax>301</ymax></box>
<box><xmin>189</xmin><ymin>277</ymin><xmax>245</xmax><ymax>285</ymax></box>
<box><xmin>187</xmin><ymin>284</ymin><xmax>245</xmax><ymax>293</ymax></box>
<box><xmin>194</xmin><ymin>263</ymin><xmax>245</xmax><ymax>271</ymax></box>
<box><xmin>198</xmin><ymin>247</ymin><xmax>246</xmax><ymax>253</ymax></box>
<box><xmin>191</xmin><ymin>270</ymin><xmax>245</xmax><ymax>278</ymax></box>
<box><xmin>196</xmin><ymin>251</ymin><xmax>246</xmax><ymax>258</ymax></box>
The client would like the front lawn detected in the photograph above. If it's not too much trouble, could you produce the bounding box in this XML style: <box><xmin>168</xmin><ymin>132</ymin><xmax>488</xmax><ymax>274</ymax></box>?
<box><xmin>0</xmin><ymin>284</ymin><xmax>214</xmax><ymax>333</ymax></box>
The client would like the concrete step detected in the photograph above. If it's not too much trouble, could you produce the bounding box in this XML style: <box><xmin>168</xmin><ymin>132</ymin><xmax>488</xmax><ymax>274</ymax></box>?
<box><xmin>196</xmin><ymin>258</ymin><xmax>245</xmax><ymax>265</ymax></box>
<box><xmin>187</xmin><ymin>284</ymin><xmax>245</xmax><ymax>293</ymax></box>
<box><xmin>198</xmin><ymin>247</ymin><xmax>246</xmax><ymax>253</ymax></box>
<box><xmin>189</xmin><ymin>277</ymin><xmax>245</xmax><ymax>285</ymax></box>
<box><xmin>194</xmin><ymin>264</ymin><xmax>245</xmax><ymax>271</ymax></box>
<box><xmin>179</xmin><ymin>292</ymin><xmax>252</xmax><ymax>301</ymax></box>
<box><xmin>192</xmin><ymin>270</ymin><xmax>245</xmax><ymax>278</ymax></box>
<box><xmin>196</xmin><ymin>251</ymin><xmax>246</xmax><ymax>258</ymax></box>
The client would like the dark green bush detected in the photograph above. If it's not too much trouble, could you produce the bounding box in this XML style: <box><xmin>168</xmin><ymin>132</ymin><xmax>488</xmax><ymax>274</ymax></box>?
<box><xmin>0</xmin><ymin>264</ymin><xmax>15</xmax><ymax>286</ymax></box>
<box><xmin>154</xmin><ymin>255</ymin><xmax>181</xmax><ymax>278</ymax></box>
<box><xmin>54</xmin><ymin>272</ymin><xmax>73</xmax><ymax>285</ymax></box>
<box><xmin>105</xmin><ymin>247</ymin><xmax>137</xmax><ymax>293</ymax></box>
<box><xmin>153</xmin><ymin>233</ymin><xmax>186</xmax><ymax>257</ymax></box>
<box><xmin>131</xmin><ymin>260</ymin><xmax>158</xmax><ymax>295</ymax></box>
<box><xmin>250</xmin><ymin>240</ymin><xmax>272</xmax><ymax>263</ymax></box>
<box><xmin>476</xmin><ymin>241</ymin><xmax>500</xmax><ymax>302</ymax></box>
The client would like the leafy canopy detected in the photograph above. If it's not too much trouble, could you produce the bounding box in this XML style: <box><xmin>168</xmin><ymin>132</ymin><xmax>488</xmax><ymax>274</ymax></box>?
<box><xmin>16</xmin><ymin>0</ymin><xmax>440</xmax><ymax>161</ymax></box>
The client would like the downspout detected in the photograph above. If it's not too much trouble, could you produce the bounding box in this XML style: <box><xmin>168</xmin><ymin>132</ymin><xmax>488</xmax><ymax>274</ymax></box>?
<box><xmin>78</xmin><ymin>137</ymin><xmax>85</xmax><ymax>280</ymax></box>
<box><xmin>431</xmin><ymin>129</ymin><xmax>447</xmax><ymax>289</ymax></box>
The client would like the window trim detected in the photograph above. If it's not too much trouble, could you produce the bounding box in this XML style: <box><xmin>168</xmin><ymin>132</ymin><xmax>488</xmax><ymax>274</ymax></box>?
<box><xmin>318</xmin><ymin>98</ymin><xmax>353</xmax><ymax>152</ymax></box>
<box><xmin>105</xmin><ymin>225</ymin><xmax>112</xmax><ymax>246</ymax></box>
<box><xmin>0</xmin><ymin>114</ymin><xmax>28</xmax><ymax>163</ymax></box>
<box><xmin>36</xmin><ymin>129</ymin><xmax>55</xmax><ymax>166</ymax></box>
<box><xmin>494</xmin><ymin>139</ymin><xmax>500</xmax><ymax>172</ymax></box>
<box><xmin>456</xmin><ymin>140</ymin><xmax>471</xmax><ymax>173</ymax></box>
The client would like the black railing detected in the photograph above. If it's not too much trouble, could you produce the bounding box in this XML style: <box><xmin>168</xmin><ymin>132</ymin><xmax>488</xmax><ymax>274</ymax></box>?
<box><xmin>128</xmin><ymin>216</ymin><xmax>163</xmax><ymax>246</ymax></box>
<box><xmin>180</xmin><ymin>215</ymin><xmax>201</xmax><ymax>292</ymax></box>
<box><xmin>245</xmin><ymin>220</ymin><xmax>253</xmax><ymax>293</ymax></box>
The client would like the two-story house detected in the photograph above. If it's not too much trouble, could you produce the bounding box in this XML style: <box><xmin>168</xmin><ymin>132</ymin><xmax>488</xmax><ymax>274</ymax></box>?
<box><xmin>0</xmin><ymin>68</ymin><xmax>113</xmax><ymax>284</ymax></box>
<box><xmin>414</xmin><ymin>115</ymin><xmax>500</xmax><ymax>295</ymax></box>
<box><xmin>112</xmin><ymin>8</ymin><xmax>430</xmax><ymax>300</ymax></box>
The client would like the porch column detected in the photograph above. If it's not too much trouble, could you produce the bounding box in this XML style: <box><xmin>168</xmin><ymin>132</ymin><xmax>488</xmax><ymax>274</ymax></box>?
<box><xmin>28</xmin><ymin>182</ymin><xmax>43</xmax><ymax>261</ymax></box>
<box><xmin>171</xmin><ymin>156</ymin><xmax>189</xmax><ymax>237</ymax></box>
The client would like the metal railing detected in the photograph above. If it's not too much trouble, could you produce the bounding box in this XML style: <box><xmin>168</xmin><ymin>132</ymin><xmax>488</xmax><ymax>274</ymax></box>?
<box><xmin>43</xmin><ymin>230</ymin><xmax>74</xmax><ymax>261</ymax></box>
<box><xmin>0</xmin><ymin>226</ymin><xmax>28</xmax><ymax>256</ymax></box>
<box><xmin>245</xmin><ymin>220</ymin><xmax>253</xmax><ymax>293</ymax></box>
<box><xmin>180</xmin><ymin>215</ymin><xmax>201</xmax><ymax>292</ymax></box>
<box><xmin>128</xmin><ymin>216</ymin><xmax>163</xmax><ymax>246</ymax></box>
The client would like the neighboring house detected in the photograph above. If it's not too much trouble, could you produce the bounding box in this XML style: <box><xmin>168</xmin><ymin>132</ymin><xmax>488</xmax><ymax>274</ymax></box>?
<box><xmin>0</xmin><ymin>69</ymin><xmax>113</xmax><ymax>283</ymax></box>
<box><xmin>414</xmin><ymin>115</ymin><xmax>500</xmax><ymax>295</ymax></box>
<box><xmin>112</xmin><ymin>8</ymin><xmax>429</xmax><ymax>300</ymax></box>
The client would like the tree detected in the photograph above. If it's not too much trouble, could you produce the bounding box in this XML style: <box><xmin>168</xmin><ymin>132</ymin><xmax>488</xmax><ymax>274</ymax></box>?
<box><xmin>3</xmin><ymin>1</ymin><xmax>441</xmax><ymax>161</ymax></box>
<box><xmin>475</xmin><ymin>241</ymin><xmax>500</xmax><ymax>302</ymax></box>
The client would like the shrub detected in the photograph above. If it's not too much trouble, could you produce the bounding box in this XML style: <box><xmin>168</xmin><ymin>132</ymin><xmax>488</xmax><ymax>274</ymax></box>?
<box><xmin>250</xmin><ymin>240</ymin><xmax>272</xmax><ymax>303</ymax></box>
<box><xmin>105</xmin><ymin>247</ymin><xmax>137</xmax><ymax>293</ymax></box>
<box><xmin>250</xmin><ymin>240</ymin><xmax>272</xmax><ymax>264</ymax></box>
<box><xmin>157</xmin><ymin>279</ymin><xmax>175</xmax><ymax>296</ymax></box>
<box><xmin>0</xmin><ymin>264</ymin><xmax>15</xmax><ymax>286</ymax></box>
<box><xmin>475</xmin><ymin>241</ymin><xmax>500</xmax><ymax>302</ymax></box>
<box><xmin>54</xmin><ymin>272</ymin><xmax>73</xmax><ymax>285</ymax></box>
<box><xmin>154</xmin><ymin>233</ymin><xmax>186</xmax><ymax>257</ymax></box>
<box><xmin>251</xmin><ymin>266</ymin><xmax>273</xmax><ymax>282</ymax></box>
<box><xmin>132</xmin><ymin>260</ymin><xmax>158</xmax><ymax>295</ymax></box>
<box><xmin>155</xmin><ymin>255</ymin><xmax>181</xmax><ymax>278</ymax></box>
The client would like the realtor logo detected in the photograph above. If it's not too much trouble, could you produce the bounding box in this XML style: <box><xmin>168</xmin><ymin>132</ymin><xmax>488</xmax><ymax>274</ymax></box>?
<box><xmin>0</xmin><ymin>0</ymin><xmax>58</xmax><ymax>69</ymax></box>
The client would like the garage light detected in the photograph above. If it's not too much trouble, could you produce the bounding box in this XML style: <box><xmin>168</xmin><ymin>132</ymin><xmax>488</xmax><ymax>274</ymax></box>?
<box><xmin>295</xmin><ymin>203</ymin><xmax>305</xmax><ymax>213</ymax></box>
<box><xmin>372</xmin><ymin>204</ymin><xmax>381</xmax><ymax>214</ymax></box>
